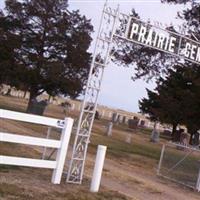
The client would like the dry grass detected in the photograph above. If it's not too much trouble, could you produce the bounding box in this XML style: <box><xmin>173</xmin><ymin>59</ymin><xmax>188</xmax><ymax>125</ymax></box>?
<box><xmin>0</xmin><ymin>172</ymin><xmax>128</xmax><ymax>200</ymax></box>
<box><xmin>0</xmin><ymin>95</ymin><xmax>130</xmax><ymax>200</ymax></box>
<box><xmin>1</xmin><ymin>95</ymin><xmax>200</xmax><ymax>200</ymax></box>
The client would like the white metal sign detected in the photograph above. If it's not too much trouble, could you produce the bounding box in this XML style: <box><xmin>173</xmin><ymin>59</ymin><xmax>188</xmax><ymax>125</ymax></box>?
<box><xmin>124</xmin><ymin>17</ymin><xmax>200</xmax><ymax>65</ymax></box>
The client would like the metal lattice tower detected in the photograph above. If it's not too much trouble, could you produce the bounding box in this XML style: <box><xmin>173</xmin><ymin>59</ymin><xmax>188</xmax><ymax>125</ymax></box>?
<box><xmin>66</xmin><ymin>1</ymin><xmax>134</xmax><ymax>184</ymax></box>
<box><xmin>66</xmin><ymin>3</ymin><xmax>121</xmax><ymax>184</ymax></box>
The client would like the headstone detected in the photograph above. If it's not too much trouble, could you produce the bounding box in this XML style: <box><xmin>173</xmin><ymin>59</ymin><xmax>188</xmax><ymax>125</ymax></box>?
<box><xmin>150</xmin><ymin>129</ymin><xmax>160</xmax><ymax>143</ymax></box>
<box><xmin>125</xmin><ymin>134</ymin><xmax>131</xmax><ymax>143</ymax></box>
<box><xmin>122</xmin><ymin>116</ymin><xmax>126</xmax><ymax>124</ymax></box>
<box><xmin>112</xmin><ymin>113</ymin><xmax>118</xmax><ymax>123</ymax></box>
<box><xmin>106</xmin><ymin>122</ymin><xmax>113</xmax><ymax>136</ymax></box>
<box><xmin>191</xmin><ymin>132</ymin><xmax>200</xmax><ymax>146</ymax></box>
<box><xmin>174</xmin><ymin>128</ymin><xmax>184</xmax><ymax>142</ymax></box>
<box><xmin>179</xmin><ymin>132</ymin><xmax>189</xmax><ymax>149</ymax></box>
<box><xmin>28</xmin><ymin>99</ymin><xmax>48</xmax><ymax>115</ymax></box>
<box><xmin>61</xmin><ymin>101</ymin><xmax>72</xmax><ymax>115</ymax></box>
<box><xmin>128</xmin><ymin>118</ymin><xmax>139</xmax><ymax>129</ymax></box>
<box><xmin>117</xmin><ymin>114</ymin><xmax>121</xmax><ymax>123</ymax></box>
<box><xmin>139</xmin><ymin>120</ymin><xmax>146</xmax><ymax>127</ymax></box>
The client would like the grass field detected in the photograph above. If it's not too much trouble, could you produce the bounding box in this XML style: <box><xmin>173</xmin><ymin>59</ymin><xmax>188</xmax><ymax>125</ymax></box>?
<box><xmin>1</xmin><ymin>95</ymin><xmax>200</xmax><ymax>200</ymax></box>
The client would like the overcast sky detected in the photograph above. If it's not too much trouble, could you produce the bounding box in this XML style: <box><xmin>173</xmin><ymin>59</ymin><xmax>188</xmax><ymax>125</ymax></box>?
<box><xmin>69</xmin><ymin>0</ymin><xmax>188</xmax><ymax>112</ymax></box>
<box><xmin>0</xmin><ymin>0</ymin><xmax>190</xmax><ymax>112</ymax></box>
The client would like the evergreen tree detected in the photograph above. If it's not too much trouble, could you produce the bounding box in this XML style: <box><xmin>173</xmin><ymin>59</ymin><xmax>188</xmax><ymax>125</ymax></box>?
<box><xmin>0</xmin><ymin>10</ymin><xmax>21</xmax><ymax>87</ymax></box>
<box><xmin>139</xmin><ymin>65</ymin><xmax>200</xmax><ymax>145</ymax></box>
<box><xmin>1</xmin><ymin>0</ymin><xmax>93</xmax><ymax>112</ymax></box>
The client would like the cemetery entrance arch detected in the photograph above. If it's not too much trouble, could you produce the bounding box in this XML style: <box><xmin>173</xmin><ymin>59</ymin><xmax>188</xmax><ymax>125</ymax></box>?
<box><xmin>66</xmin><ymin>2</ymin><xmax>200</xmax><ymax>184</ymax></box>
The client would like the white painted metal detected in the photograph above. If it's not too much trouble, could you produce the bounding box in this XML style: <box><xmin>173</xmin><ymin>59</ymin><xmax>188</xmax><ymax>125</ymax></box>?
<box><xmin>0</xmin><ymin>156</ymin><xmax>57</xmax><ymax>169</ymax></box>
<box><xmin>117</xmin><ymin>15</ymin><xmax>200</xmax><ymax>65</ymax></box>
<box><xmin>67</xmin><ymin>2</ymin><xmax>200</xmax><ymax>185</ymax></box>
<box><xmin>0</xmin><ymin>132</ymin><xmax>61</xmax><ymax>148</ymax></box>
<box><xmin>66</xmin><ymin>2</ymin><xmax>119</xmax><ymax>184</ymax></box>
<box><xmin>0</xmin><ymin>109</ymin><xmax>64</xmax><ymax>128</ymax></box>
<box><xmin>196</xmin><ymin>169</ymin><xmax>200</xmax><ymax>192</ymax></box>
<box><xmin>115</xmin><ymin>33</ymin><xmax>200</xmax><ymax>66</ymax></box>
<box><xmin>52</xmin><ymin>118</ymin><xmax>74</xmax><ymax>184</ymax></box>
<box><xmin>90</xmin><ymin>145</ymin><xmax>107</xmax><ymax>192</ymax></box>
<box><xmin>158</xmin><ymin>143</ymin><xmax>200</xmax><ymax>192</ymax></box>
<box><xmin>124</xmin><ymin>14</ymin><xmax>200</xmax><ymax>47</ymax></box>
<box><xmin>157</xmin><ymin>144</ymin><xmax>165</xmax><ymax>175</ymax></box>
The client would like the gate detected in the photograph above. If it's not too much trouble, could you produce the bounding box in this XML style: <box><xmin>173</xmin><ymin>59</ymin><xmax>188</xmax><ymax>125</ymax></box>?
<box><xmin>157</xmin><ymin>143</ymin><xmax>200</xmax><ymax>191</ymax></box>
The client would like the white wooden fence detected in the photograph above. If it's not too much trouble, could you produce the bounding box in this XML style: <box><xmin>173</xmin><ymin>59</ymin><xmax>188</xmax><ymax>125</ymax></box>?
<box><xmin>0</xmin><ymin>109</ymin><xmax>73</xmax><ymax>184</ymax></box>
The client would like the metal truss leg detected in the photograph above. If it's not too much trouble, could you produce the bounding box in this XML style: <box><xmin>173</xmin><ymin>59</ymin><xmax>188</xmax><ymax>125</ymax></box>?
<box><xmin>66</xmin><ymin>3</ymin><xmax>120</xmax><ymax>184</ymax></box>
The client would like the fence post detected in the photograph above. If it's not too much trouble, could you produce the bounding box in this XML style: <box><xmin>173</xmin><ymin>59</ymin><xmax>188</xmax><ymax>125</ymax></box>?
<box><xmin>157</xmin><ymin>144</ymin><xmax>165</xmax><ymax>175</ymax></box>
<box><xmin>42</xmin><ymin>127</ymin><xmax>52</xmax><ymax>159</ymax></box>
<box><xmin>196</xmin><ymin>168</ymin><xmax>200</xmax><ymax>192</ymax></box>
<box><xmin>51</xmin><ymin>117</ymin><xmax>74</xmax><ymax>184</ymax></box>
<box><xmin>90</xmin><ymin>145</ymin><xmax>107</xmax><ymax>192</ymax></box>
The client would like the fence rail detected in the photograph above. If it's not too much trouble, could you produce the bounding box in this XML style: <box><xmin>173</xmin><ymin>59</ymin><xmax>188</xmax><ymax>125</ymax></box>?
<box><xmin>0</xmin><ymin>156</ymin><xmax>57</xmax><ymax>169</ymax></box>
<box><xmin>0</xmin><ymin>109</ymin><xmax>73</xmax><ymax>184</ymax></box>
<box><xmin>0</xmin><ymin>132</ymin><xmax>61</xmax><ymax>148</ymax></box>
<box><xmin>0</xmin><ymin>109</ymin><xmax>65</xmax><ymax>128</ymax></box>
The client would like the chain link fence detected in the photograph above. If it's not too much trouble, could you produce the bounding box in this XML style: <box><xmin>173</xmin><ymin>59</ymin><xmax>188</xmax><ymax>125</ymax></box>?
<box><xmin>157</xmin><ymin>142</ymin><xmax>200</xmax><ymax>192</ymax></box>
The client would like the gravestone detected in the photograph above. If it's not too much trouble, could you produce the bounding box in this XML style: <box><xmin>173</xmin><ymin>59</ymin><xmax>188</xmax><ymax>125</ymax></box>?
<box><xmin>28</xmin><ymin>99</ymin><xmax>48</xmax><ymax>115</ymax></box>
<box><xmin>139</xmin><ymin>120</ymin><xmax>146</xmax><ymax>127</ymax></box>
<box><xmin>128</xmin><ymin>118</ymin><xmax>139</xmax><ymax>129</ymax></box>
<box><xmin>117</xmin><ymin>115</ymin><xmax>121</xmax><ymax>123</ymax></box>
<box><xmin>106</xmin><ymin>122</ymin><xmax>113</xmax><ymax>136</ymax></box>
<box><xmin>125</xmin><ymin>134</ymin><xmax>132</xmax><ymax>143</ymax></box>
<box><xmin>122</xmin><ymin>116</ymin><xmax>126</xmax><ymax>124</ymax></box>
<box><xmin>150</xmin><ymin>129</ymin><xmax>160</xmax><ymax>143</ymax></box>
<box><xmin>112</xmin><ymin>113</ymin><xmax>118</xmax><ymax>123</ymax></box>
<box><xmin>180</xmin><ymin>132</ymin><xmax>189</xmax><ymax>146</ymax></box>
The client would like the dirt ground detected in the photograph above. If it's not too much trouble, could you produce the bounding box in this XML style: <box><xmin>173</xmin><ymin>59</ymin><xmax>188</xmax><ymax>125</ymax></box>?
<box><xmin>0</xmin><ymin>95</ymin><xmax>200</xmax><ymax>200</ymax></box>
